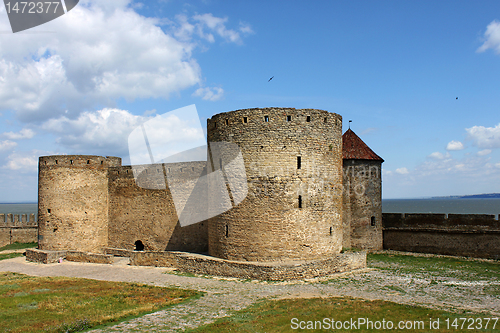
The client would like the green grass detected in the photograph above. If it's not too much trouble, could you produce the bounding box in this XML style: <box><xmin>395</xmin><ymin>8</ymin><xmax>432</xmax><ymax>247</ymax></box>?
<box><xmin>0</xmin><ymin>242</ymin><xmax>37</xmax><ymax>252</ymax></box>
<box><xmin>368</xmin><ymin>253</ymin><xmax>500</xmax><ymax>281</ymax></box>
<box><xmin>185</xmin><ymin>253</ymin><xmax>500</xmax><ymax>332</ymax></box>
<box><xmin>0</xmin><ymin>272</ymin><xmax>201</xmax><ymax>333</ymax></box>
<box><xmin>185</xmin><ymin>297</ymin><xmax>499</xmax><ymax>333</ymax></box>
<box><xmin>0</xmin><ymin>253</ymin><xmax>23</xmax><ymax>261</ymax></box>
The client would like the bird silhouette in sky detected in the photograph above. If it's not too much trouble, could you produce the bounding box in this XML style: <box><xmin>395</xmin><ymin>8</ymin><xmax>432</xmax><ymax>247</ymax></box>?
<box><xmin>456</xmin><ymin>97</ymin><xmax>458</xmax><ymax>100</ymax></box>
<box><xmin>268</xmin><ymin>76</ymin><xmax>274</xmax><ymax>82</ymax></box>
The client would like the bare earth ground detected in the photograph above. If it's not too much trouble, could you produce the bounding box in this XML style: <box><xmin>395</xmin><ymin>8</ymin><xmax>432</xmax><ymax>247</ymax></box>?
<box><xmin>0</xmin><ymin>251</ymin><xmax>499</xmax><ymax>332</ymax></box>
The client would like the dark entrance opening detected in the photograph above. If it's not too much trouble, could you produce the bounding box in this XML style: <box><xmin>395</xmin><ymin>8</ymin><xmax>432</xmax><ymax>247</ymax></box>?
<box><xmin>134</xmin><ymin>240</ymin><xmax>144</xmax><ymax>251</ymax></box>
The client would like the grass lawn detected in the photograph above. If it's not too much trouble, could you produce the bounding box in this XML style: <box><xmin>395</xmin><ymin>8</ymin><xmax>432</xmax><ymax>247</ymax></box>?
<box><xmin>0</xmin><ymin>253</ymin><xmax>23</xmax><ymax>261</ymax></box>
<box><xmin>186</xmin><ymin>253</ymin><xmax>500</xmax><ymax>333</ymax></box>
<box><xmin>0</xmin><ymin>242</ymin><xmax>37</xmax><ymax>251</ymax></box>
<box><xmin>184</xmin><ymin>296</ymin><xmax>498</xmax><ymax>333</ymax></box>
<box><xmin>368</xmin><ymin>252</ymin><xmax>500</xmax><ymax>280</ymax></box>
<box><xmin>0</xmin><ymin>272</ymin><xmax>201</xmax><ymax>333</ymax></box>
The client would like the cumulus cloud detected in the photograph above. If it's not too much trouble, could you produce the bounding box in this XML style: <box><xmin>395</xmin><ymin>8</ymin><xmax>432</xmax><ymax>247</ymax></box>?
<box><xmin>382</xmin><ymin>169</ymin><xmax>392</xmax><ymax>176</ymax></box>
<box><xmin>42</xmin><ymin>108</ymin><xmax>145</xmax><ymax>155</ymax></box>
<box><xmin>466</xmin><ymin>123</ymin><xmax>500</xmax><ymax>149</ymax></box>
<box><xmin>3</xmin><ymin>128</ymin><xmax>35</xmax><ymax>140</ymax></box>
<box><xmin>446</xmin><ymin>140</ymin><xmax>464</xmax><ymax>151</ymax></box>
<box><xmin>0</xmin><ymin>1</ymin><xmax>251</xmax><ymax>122</ymax></box>
<box><xmin>477</xmin><ymin>20</ymin><xmax>500</xmax><ymax>54</ymax></box>
<box><xmin>0</xmin><ymin>140</ymin><xmax>17</xmax><ymax>151</ymax></box>
<box><xmin>3</xmin><ymin>151</ymin><xmax>39</xmax><ymax>172</ymax></box>
<box><xmin>192</xmin><ymin>87</ymin><xmax>224</xmax><ymax>101</ymax></box>
<box><xmin>477</xmin><ymin>149</ymin><xmax>492</xmax><ymax>156</ymax></box>
<box><xmin>395</xmin><ymin>167</ymin><xmax>409</xmax><ymax>175</ymax></box>
<box><xmin>193</xmin><ymin>14</ymin><xmax>251</xmax><ymax>44</ymax></box>
<box><xmin>428</xmin><ymin>152</ymin><xmax>451</xmax><ymax>160</ymax></box>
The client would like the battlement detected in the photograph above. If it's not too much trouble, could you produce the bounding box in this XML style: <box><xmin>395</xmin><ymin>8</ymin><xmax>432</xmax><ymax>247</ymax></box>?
<box><xmin>208</xmin><ymin>107</ymin><xmax>342</xmax><ymax>127</ymax></box>
<box><xmin>0</xmin><ymin>213</ymin><xmax>37</xmax><ymax>227</ymax></box>
<box><xmin>382</xmin><ymin>213</ymin><xmax>500</xmax><ymax>259</ymax></box>
<box><xmin>39</xmin><ymin>155</ymin><xmax>122</xmax><ymax>168</ymax></box>
<box><xmin>0</xmin><ymin>213</ymin><xmax>37</xmax><ymax>247</ymax></box>
<box><xmin>383</xmin><ymin>213</ymin><xmax>500</xmax><ymax>231</ymax></box>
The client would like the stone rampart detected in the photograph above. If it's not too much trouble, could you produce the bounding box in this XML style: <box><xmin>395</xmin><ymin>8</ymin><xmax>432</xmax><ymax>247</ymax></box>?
<box><xmin>383</xmin><ymin>213</ymin><xmax>500</xmax><ymax>259</ymax></box>
<box><xmin>129</xmin><ymin>250</ymin><xmax>367</xmax><ymax>280</ymax></box>
<box><xmin>0</xmin><ymin>213</ymin><xmax>38</xmax><ymax>247</ymax></box>
<box><xmin>107</xmin><ymin>162</ymin><xmax>208</xmax><ymax>253</ymax></box>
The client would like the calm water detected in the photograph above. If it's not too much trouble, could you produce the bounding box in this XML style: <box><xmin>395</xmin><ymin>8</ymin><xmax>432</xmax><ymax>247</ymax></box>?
<box><xmin>382</xmin><ymin>198</ymin><xmax>500</xmax><ymax>216</ymax></box>
<box><xmin>0</xmin><ymin>199</ymin><xmax>499</xmax><ymax>218</ymax></box>
<box><xmin>0</xmin><ymin>203</ymin><xmax>37</xmax><ymax>216</ymax></box>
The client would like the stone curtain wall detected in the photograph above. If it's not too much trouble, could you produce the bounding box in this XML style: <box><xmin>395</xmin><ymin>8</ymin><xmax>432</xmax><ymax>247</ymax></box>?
<box><xmin>343</xmin><ymin>160</ymin><xmax>383</xmax><ymax>250</ymax></box>
<box><xmin>383</xmin><ymin>213</ymin><xmax>500</xmax><ymax>259</ymax></box>
<box><xmin>0</xmin><ymin>214</ymin><xmax>37</xmax><ymax>247</ymax></box>
<box><xmin>107</xmin><ymin>162</ymin><xmax>208</xmax><ymax>253</ymax></box>
<box><xmin>37</xmin><ymin>155</ymin><xmax>121</xmax><ymax>253</ymax></box>
<box><xmin>207</xmin><ymin>108</ymin><xmax>343</xmax><ymax>261</ymax></box>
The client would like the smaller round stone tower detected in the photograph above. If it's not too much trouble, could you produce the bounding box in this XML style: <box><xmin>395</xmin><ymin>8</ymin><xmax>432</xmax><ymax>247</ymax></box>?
<box><xmin>342</xmin><ymin>129</ymin><xmax>384</xmax><ymax>251</ymax></box>
<box><xmin>38</xmin><ymin>155</ymin><xmax>121</xmax><ymax>253</ymax></box>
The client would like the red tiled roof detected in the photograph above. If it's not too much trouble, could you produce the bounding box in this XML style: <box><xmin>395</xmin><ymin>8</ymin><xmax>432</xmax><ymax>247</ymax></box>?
<box><xmin>342</xmin><ymin>129</ymin><xmax>384</xmax><ymax>161</ymax></box>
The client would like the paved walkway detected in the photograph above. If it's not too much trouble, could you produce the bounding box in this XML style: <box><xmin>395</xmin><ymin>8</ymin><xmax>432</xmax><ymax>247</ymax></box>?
<box><xmin>1</xmin><ymin>254</ymin><xmax>499</xmax><ymax>332</ymax></box>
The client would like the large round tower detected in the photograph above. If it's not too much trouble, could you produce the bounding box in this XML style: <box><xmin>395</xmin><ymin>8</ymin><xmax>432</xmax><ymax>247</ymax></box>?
<box><xmin>207</xmin><ymin>107</ymin><xmax>343</xmax><ymax>261</ymax></box>
<box><xmin>38</xmin><ymin>155</ymin><xmax>121</xmax><ymax>253</ymax></box>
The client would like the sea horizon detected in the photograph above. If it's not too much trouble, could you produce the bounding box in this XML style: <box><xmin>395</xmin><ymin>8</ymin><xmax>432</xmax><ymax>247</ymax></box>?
<box><xmin>1</xmin><ymin>197</ymin><xmax>499</xmax><ymax>217</ymax></box>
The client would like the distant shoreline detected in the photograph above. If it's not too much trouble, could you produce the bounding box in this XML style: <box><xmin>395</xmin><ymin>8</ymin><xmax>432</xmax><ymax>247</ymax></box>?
<box><xmin>0</xmin><ymin>203</ymin><xmax>37</xmax><ymax>205</ymax></box>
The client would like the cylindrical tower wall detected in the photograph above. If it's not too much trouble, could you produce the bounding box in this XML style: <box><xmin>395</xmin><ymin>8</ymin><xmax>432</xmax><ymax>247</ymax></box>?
<box><xmin>207</xmin><ymin>108</ymin><xmax>343</xmax><ymax>261</ymax></box>
<box><xmin>38</xmin><ymin>155</ymin><xmax>121</xmax><ymax>253</ymax></box>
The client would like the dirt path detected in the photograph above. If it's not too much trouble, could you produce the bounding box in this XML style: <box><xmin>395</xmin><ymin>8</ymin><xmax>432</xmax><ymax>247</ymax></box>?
<box><xmin>1</xmin><ymin>254</ymin><xmax>499</xmax><ymax>332</ymax></box>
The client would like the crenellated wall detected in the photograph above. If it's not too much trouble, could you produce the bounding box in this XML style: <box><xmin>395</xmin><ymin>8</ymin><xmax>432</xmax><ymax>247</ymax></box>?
<box><xmin>107</xmin><ymin>162</ymin><xmax>208</xmax><ymax>253</ymax></box>
<box><xmin>382</xmin><ymin>213</ymin><xmax>500</xmax><ymax>259</ymax></box>
<box><xmin>0</xmin><ymin>213</ymin><xmax>37</xmax><ymax>247</ymax></box>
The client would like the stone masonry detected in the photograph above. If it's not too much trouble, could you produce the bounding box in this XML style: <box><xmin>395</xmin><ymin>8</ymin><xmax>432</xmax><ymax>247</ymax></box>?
<box><xmin>32</xmin><ymin>107</ymin><xmax>385</xmax><ymax>278</ymax></box>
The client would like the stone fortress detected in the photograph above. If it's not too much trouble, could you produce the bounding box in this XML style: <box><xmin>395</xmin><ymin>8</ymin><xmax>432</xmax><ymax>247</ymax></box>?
<box><xmin>28</xmin><ymin>107</ymin><xmax>386</xmax><ymax>280</ymax></box>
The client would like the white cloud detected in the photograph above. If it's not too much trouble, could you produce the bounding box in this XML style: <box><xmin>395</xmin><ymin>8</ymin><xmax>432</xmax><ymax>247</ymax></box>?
<box><xmin>477</xmin><ymin>20</ymin><xmax>500</xmax><ymax>54</ymax></box>
<box><xmin>239</xmin><ymin>22</ymin><xmax>254</xmax><ymax>35</ymax></box>
<box><xmin>42</xmin><ymin>108</ymin><xmax>145</xmax><ymax>155</ymax></box>
<box><xmin>193</xmin><ymin>14</ymin><xmax>244</xmax><ymax>44</ymax></box>
<box><xmin>0</xmin><ymin>2</ymin><xmax>251</xmax><ymax>123</ymax></box>
<box><xmin>3</xmin><ymin>128</ymin><xmax>35</xmax><ymax>140</ymax></box>
<box><xmin>477</xmin><ymin>149</ymin><xmax>492</xmax><ymax>156</ymax></box>
<box><xmin>446</xmin><ymin>140</ymin><xmax>464</xmax><ymax>151</ymax></box>
<box><xmin>3</xmin><ymin>151</ymin><xmax>39</xmax><ymax>172</ymax></box>
<box><xmin>192</xmin><ymin>87</ymin><xmax>224</xmax><ymax>101</ymax></box>
<box><xmin>466</xmin><ymin>123</ymin><xmax>500</xmax><ymax>149</ymax></box>
<box><xmin>428</xmin><ymin>152</ymin><xmax>451</xmax><ymax>160</ymax></box>
<box><xmin>395</xmin><ymin>167</ymin><xmax>409</xmax><ymax>174</ymax></box>
<box><xmin>0</xmin><ymin>140</ymin><xmax>17</xmax><ymax>151</ymax></box>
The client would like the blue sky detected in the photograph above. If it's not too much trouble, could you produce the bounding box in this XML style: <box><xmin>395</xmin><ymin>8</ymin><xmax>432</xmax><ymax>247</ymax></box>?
<box><xmin>0</xmin><ymin>0</ymin><xmax>500</xmax><ymax>202</ymax></box>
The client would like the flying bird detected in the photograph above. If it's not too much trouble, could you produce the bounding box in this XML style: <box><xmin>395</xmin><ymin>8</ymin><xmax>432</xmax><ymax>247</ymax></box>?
<box><xmin>456</xmin><ymin>97</ymin><xmax>458</xmax><ymax>100</ymax></box>
<box><xmin>268</xmin><ymin>76</ymin><xmax>274</xmax><ymax>82</ymax></box>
